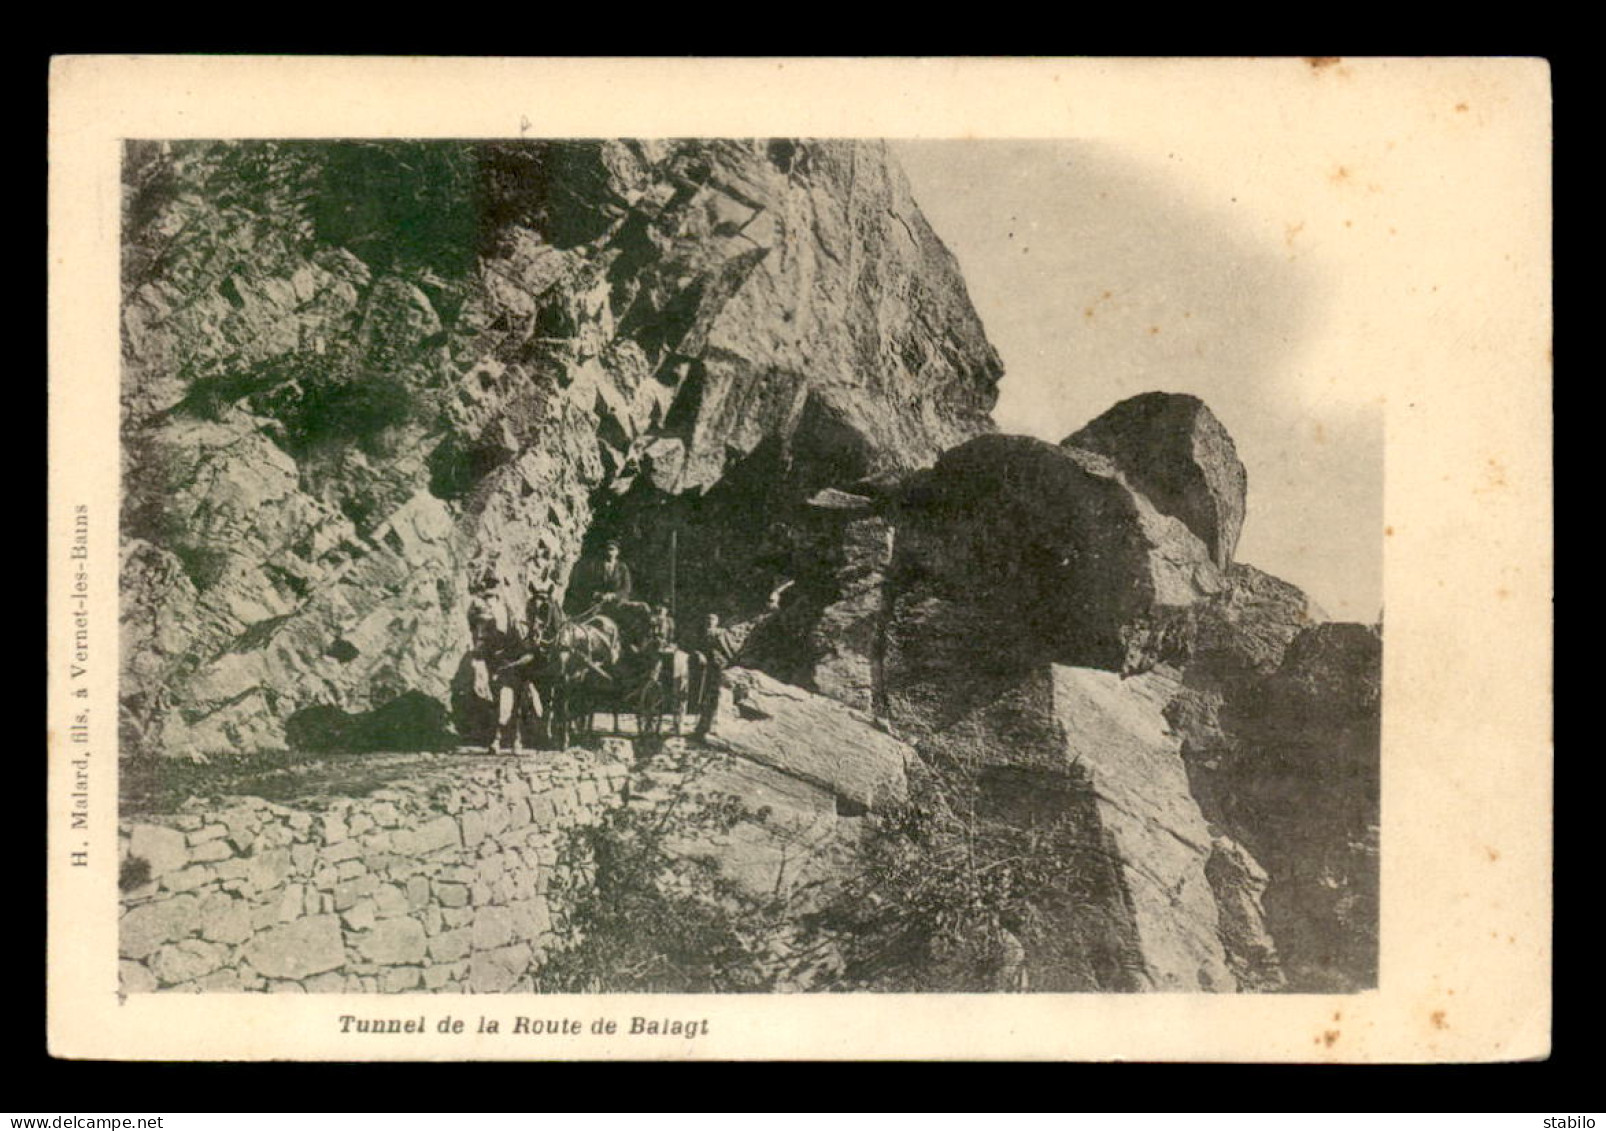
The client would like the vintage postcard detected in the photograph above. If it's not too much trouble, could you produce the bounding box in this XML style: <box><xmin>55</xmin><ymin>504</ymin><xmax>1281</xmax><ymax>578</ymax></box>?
<box><xmin>47</xmin><ymin>56</ymin><xmax>1552</xmax><ymax>1061</ymax></box>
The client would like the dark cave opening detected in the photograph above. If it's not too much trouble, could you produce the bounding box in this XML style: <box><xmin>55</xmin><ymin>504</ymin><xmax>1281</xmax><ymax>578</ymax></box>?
<box><xmin>568</xmin><ymin>426</ymin><xmax>885</xmax><ymax>686</ymax></box>
<box><xmin>573</xmin><ymin>435</ymin><xmax>798</xmax><ymax>629</ymax></box>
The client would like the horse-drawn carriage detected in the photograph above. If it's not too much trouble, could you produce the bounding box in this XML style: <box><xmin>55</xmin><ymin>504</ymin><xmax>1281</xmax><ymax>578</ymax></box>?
<box><xmin>537</xmin><ymin>606</ymin><xmax>694</xmax><ymax>748</ymax></box>
<box><xmin>462</xmin><ymin>595</ymin><xmax>695</xmax><ymax>752</ymax></box>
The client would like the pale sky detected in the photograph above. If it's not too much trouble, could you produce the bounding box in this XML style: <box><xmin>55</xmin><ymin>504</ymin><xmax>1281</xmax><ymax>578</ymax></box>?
<box><xmin>893</xmin><ymin>139</ymin><xmax>1384</xmax><ymax>622</ymax></box>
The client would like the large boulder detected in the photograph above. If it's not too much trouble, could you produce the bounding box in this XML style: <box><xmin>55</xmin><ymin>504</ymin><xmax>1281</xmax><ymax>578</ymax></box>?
<box><xmin>701</xmin><ymin>666</ymin><xmax>914</xmax><ymax>813</ymax></box>
<box><xmin>1064</xmin><ymin>392</ymin><xmax>1247</xmax><ymax>569</ymax></box>
<box><xmin>890</xmin><ymin>433</ymin><xmax>1222</xmax><ymax>675</ymax></box>
<box><xmin>661</xmin><ymin>755</ymin><xmax>862</xmax><ymax>902</ymax></box>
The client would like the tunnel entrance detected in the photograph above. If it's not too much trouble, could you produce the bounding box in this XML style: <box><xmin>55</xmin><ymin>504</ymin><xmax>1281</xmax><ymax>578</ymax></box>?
<box><xmin>567</xmin><ymin>423</ymin><xmax>888</xmax><ymax>692</ymax></box>
<box><xmin>572</xmin><ymin>434</ymin><xmax>798</xmax><ymax>633</ymax></box>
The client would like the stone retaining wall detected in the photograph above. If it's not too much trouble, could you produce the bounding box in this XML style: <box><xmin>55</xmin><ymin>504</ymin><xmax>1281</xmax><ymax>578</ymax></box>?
<box><xmin>118</xmin><ymin>750</ymin><xmax>629</xmax><ymax>993</ymax></box>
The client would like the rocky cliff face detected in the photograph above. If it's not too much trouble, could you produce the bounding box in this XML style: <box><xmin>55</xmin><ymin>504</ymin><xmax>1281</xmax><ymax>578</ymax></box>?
<box><xmin>122</xmin><ymin>139</ymin><xmax>1377</xmax><ymax>994</ymax></box>
<box><xmin>1178</xmin><ymin>622</ymin><xmax>1382</xmax><ymax>991</ymax></box>
<box><xmin>121</xmin><ymin>139</ymin><xmax>1001</xmax><ymax>757</ymax></box>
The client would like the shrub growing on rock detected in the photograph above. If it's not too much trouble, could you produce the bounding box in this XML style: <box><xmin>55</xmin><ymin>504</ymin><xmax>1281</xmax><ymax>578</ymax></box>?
<box><xmin>535</xmin><ymin>749</ymin><xmax>783</xmax><ymax>993</ymax></box>
<box><xmin>797</xmin><ymin>761</ymin><xmax>1135</xmax><ymax>992</ymax></box>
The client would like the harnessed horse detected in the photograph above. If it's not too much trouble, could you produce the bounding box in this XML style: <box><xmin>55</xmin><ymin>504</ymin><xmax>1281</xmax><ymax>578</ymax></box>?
<box><xmin>523</xmin><ymin>597</ymin><xmax>621</xmax><ymax>749</ymax></box>
<box><xmin>527</xmin><ymin>595</ymin><xmax>690</xmax><ymax>746</ymax></box>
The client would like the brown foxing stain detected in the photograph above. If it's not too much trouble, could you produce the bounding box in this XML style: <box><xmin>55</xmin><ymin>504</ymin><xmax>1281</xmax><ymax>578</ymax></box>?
<box><xmin>1313</xmin><ymin>422</ymin><xmax>1326</xmax><ymax>443</ymax></box>
<box><xmin>1430</xmin><ymin>1011</ymin><xmax>1448</xmax><ymax>1030</ymax></box>
<box><xmin>1496</xmin><ymin>588</ymin><xmax>1510</xmax><ymax>600</ymax></box>
<box><xmin>1284</xmin><ymin>220</ymin><xmax>1305</xmax><ymax>248</ymax></box>
<box><xmin>1473</xmin><ymin>458</ymin><xmax>1509</xmax><ymax>498</ymax></box>
<box><xmin>1149</xmin><ymin>326</ymin><xmax>1161</xmax><ymax>336</ymax></box>
<box><xmin>1307</xmin><ymin>56</ymin><xmax>1341</xmax><ymax>69</ymax></box>
<box><xmin>1455</xmin><ymin>102</ymin><xmax>1469</xmax><ymax>113</ymax></box>
<box><xmin>1322</xmin><ymin>1030</ymin><xmax>1340</xmax><ymax>1047</ymax></box>
<box><xmin>1385</xmin><ymin>526</ymin><xmax>1395</xmax><ymax>537</ymax></box>
<box><xmin>1486</xmin><ymin>846</ymin><xmax>1501</xmax><ymax>860</ymax></box>
<box><xmin>1333</xmin><ymin>1011</ymin><xmax>1342</xmax><ymax>1022</ymax></box>
<box><xmin>1330</xmin><ymin>165</ymin><xmax>1352</xmax><ymax>185</ymax></box>
<box><xmin>1344</xmin><ymin>219</ymin><xmax>1354</xmax><ymax>228</ymax></box>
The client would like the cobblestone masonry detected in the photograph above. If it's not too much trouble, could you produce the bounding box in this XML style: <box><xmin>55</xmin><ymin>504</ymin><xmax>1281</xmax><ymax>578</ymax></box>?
<box><xmin>118</xmin><ymin>749</ymin><xmax>633</xmax><ymax>994</ymax></box>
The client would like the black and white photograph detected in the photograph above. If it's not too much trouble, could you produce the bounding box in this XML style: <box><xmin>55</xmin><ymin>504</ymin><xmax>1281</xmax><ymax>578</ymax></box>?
<box><xmin>49</xmin><ymin>56</ymin><xmax>1550</xmax><ymax>1060</ymax></box>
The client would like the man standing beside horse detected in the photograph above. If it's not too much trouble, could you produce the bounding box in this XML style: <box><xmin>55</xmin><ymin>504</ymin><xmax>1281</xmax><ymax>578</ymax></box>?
<box><xmin>466</xmin><ymin>569</ymin><xmax>543</xmax><ymax>756</ymax></box>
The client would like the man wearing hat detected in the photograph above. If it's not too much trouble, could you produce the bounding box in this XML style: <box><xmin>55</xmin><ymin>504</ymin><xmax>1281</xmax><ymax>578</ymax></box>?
<box><xmin>573</xmin><ymin>539</ymin><xmax>635</xmax><ymax>610</ymax></box>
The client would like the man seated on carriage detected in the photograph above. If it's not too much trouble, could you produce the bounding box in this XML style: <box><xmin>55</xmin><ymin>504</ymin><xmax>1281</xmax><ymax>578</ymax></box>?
<box><xmin>570</xmin><ymin>539</ymin><xmax>657</xmax><ymax>649</ymax></box>
<box><xmin>572</xmin><ymin>540</ymin><xmax>640</xmax><ymax>609</ymax></box>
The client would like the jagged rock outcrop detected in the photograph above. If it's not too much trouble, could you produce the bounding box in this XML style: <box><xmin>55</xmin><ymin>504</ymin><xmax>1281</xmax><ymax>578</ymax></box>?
<box><xmin>1064</xmin><ymin>392</ymin><xmax>1247</xmax><ymax>570</ymax></box>
<box><xmin>120</xmin><ymin>139</ymin><xmax>1001</xmax><ymax>757</ymax></box>
<box><xmin>1207</xmin><ymin>834</ymin><xmax>1286</xmax><ymax>991</ymax></box>
<box><xmin>1162</xmin><ymin>561</ymin><xmax>1327</xmax><ymax>776</ymax></box>
<box><xmin>804</xmin><ymin>511</ymin><xmax>895</xmax><ymax>714</ymax></box>
<box><xmin>1192</xmin><ymin>562</ymin><xmax>1327</xmax><ymax>676</ymax></box>
<box><xmin>1043</xmin><ymin>666</ymin><xmax>1238</xmax><ymax>991</ymax></box>
<box><xmin>1177</xmin><ymin>622</ymin><xmax>1382</xmax><ymax>991</ymax></box>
